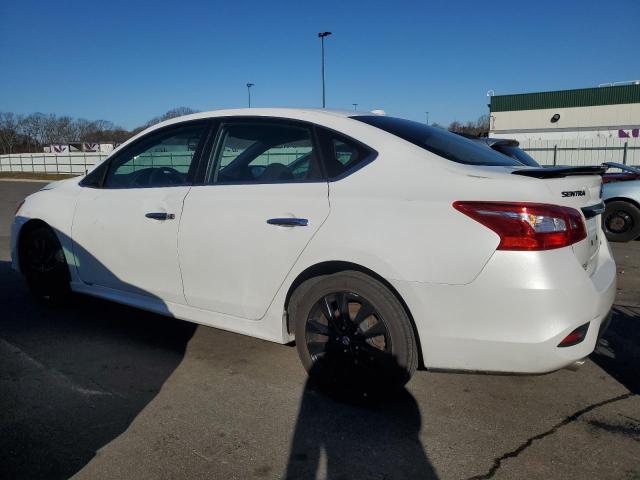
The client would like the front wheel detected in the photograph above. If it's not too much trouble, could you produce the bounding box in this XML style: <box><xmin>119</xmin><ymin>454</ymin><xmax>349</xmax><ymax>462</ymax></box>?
<box><xmin>292</xmin><ymin>271</ymin><xmax>418</xmax><ymax>394</ymax></box>
<box><xmin>603</xmin><ymin>201</ymin><xmax>640</xmax><ymax>242</ymax></box>
<box><xmin>20</xmin><ymin>225</ymin><xmax>71</xmax><ymax>302</ymax></box>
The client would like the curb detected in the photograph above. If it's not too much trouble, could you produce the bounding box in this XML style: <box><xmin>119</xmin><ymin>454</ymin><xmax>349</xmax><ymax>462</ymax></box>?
<box><xmin>0</xmin><ymin>178</ymin><xmax>53</xmax><ymax>183</ymax></box>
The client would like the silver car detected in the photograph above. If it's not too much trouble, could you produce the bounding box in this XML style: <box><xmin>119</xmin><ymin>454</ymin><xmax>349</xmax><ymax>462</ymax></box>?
<box><xmin>455</xmin><ymin>134</ymin><xmax>541</xmax><ymax>167</ymax></box>
<box><xmin>602</xmin><ymin>162</ymin><xmax>640</xmax><ymax>242</ymax></box>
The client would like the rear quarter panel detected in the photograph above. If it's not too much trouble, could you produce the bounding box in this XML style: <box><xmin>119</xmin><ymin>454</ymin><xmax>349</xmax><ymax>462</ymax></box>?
<box><xmin>286</xmin><ymin>136</ymin><xmax>581</xmax><ymax>286</ymax></box>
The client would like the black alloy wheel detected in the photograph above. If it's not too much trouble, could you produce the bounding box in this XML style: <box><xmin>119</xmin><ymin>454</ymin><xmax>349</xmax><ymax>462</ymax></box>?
<box><xmin>21</xmin><ymin>226</ymin><xmax>70</xmax><ymax>301</ymax></box>
<box><xmin>306</xmin><ymin>291</ymin><xmax>392</xmax><ymax>383</ymax></box>
<box><xmin>602</xmin><ymin>201</ymin><xmax>640</xmax><ymax>242</ymax></box>
<box><xmin>605</xmin><ymin>210</ymin><xmax>633</xmax><ymax>234</ymax></box>
<box><xmin>293</xmin><ymin>271</ymin><xmax>418</xmax><ymax>395</ymax></box>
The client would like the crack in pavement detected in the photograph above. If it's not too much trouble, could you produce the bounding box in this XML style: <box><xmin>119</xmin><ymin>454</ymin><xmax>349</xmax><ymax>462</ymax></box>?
<box><xmin>466</xmin><ymin>392</ymin><xmax>636</xmax><ymax>480</ymax></box>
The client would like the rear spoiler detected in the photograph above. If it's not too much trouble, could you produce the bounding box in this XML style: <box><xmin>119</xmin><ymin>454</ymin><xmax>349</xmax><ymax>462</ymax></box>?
<box><xmin>512</xmin><ymin>165</ymin><xmax>608</xmax><ymax>179</ymax></box>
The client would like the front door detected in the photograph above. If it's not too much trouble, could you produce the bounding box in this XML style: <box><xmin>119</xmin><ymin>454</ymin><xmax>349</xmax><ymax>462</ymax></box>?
<box><xmin>72</xmin><ymin>121</ymin><xmax>209</xmax><ymax>304</ymax></box>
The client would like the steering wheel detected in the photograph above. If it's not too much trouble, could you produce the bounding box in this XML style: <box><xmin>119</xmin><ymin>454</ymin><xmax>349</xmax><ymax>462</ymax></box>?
<box><xmin>149</xmin><ymin>166</ymin><xmax>185</xmax><ymax>186</ymax></box>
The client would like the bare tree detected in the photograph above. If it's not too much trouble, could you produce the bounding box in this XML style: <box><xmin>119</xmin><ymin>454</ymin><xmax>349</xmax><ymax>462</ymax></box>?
<box><xmin>448</xmin><ymin>114</ymin><xmax>490</xmax><ymax>137</ymax></box>
<box><xmin>0</xmin><ymin>112</ymin><xmax>23</xmax><ymax>154</ymax></box>
<box><xmin>74</xmin><ymin>118</ymin><xmax>95</xmax><ymax>142</ymax></box>
<box><xmin>91</xmin><ymin>119</ymin><xmax>115</xmax><ymax>133</ymax></box>
<box><xmin>55</xmin><ymin>116</ymin><xmax>76</xmax><ymax>143</ymax></box>
<box><xmin>41</xmin><ymin>113</ymin><xmax>60</xmax><ymax>146</ymax></box>
<box><xmin>475</xmin><ymin>114</ymin><xmax>489</xmax><ymax>136</ymax></box>
<box><xmin>141</xmin><ymin>107</ymin><xmax>200</xmax><ymax>129</ymax></box>
<box><xmin>21</xmin><ymin>113</ymin><xmax>46</xmax><ymax>152</ymax></box>
<box><xmin>448</xmin><ymin>120</ymin><xmax>463</xmax><ymax>133</ymax></box>
<box><xmin>0</xmin><ymin>107</ymin><xmax>202</xmax><ymax>154</ymax></box>
<box><xmin>27</xmin><ymin>113</ymin><xmax>49</xmax><ymax>146</ymax></box>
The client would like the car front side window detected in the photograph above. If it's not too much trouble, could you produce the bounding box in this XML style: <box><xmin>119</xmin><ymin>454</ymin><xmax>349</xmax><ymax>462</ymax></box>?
<box><xmin>102</xmin><ymin>124</ymin><xmax>208</xmax><ymax>188</ymax></box>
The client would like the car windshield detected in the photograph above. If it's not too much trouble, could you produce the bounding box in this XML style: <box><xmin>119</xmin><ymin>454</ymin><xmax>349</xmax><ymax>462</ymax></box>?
<box><xmin>493</xmin><ymin>144</ymin><xmax>540</xmax><ymax>167</ymax></box>
<box><xmin>352</xmin><ymin>115</ymin><xmax>521</xmax><ymax>167</ymax></box>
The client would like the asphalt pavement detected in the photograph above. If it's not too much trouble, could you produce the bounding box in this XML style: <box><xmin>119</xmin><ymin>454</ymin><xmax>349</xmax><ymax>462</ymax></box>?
<box><xmin>1</xmin><ymin>180</ymin><xmax>638</xmax><ymax>480</ymax></box>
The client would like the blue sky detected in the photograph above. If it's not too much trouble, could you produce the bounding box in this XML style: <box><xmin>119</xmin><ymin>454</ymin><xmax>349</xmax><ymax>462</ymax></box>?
<box><xmin>1</xmin><ymin>0</ymin><xmax>638</xmax><ymax>129</ymax></box>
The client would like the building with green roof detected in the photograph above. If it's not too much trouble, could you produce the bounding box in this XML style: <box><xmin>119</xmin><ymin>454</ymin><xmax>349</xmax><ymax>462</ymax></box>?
<box><xmin>488</xmin><ymin>82</ymin><xmax>640</xmax><ymax>142</ymax></box>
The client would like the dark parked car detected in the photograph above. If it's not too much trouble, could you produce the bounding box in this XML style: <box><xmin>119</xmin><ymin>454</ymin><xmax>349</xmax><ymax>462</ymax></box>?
<box><xmin>454</xmin><ymin>133</ymin><xmax>541</xmax><ymax>167</ymax></box>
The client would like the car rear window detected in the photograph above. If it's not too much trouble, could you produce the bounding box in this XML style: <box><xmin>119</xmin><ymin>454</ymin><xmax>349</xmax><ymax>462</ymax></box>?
<box><xmin>352</xmin><ymin>115</ymin><xmax>521</xmax><ymax>167</ymax></box>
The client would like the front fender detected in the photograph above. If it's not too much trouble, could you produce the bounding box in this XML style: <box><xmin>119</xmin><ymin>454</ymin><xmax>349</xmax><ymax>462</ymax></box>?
<box><xmin>11</xmin><ymin>180</ymin><xmax>82</xmax><ymax>280</ymax></box>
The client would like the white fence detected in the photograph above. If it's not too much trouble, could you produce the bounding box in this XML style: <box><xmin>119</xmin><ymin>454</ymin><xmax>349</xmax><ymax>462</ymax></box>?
<box><xmin>0</xmin><ymin>152</ymin><xmax>108</xmax><ymax>174</ymax></box>
<box><xmin>2</xmin><ymin>138</ymin><xmax>640</xmax><ymax>174</ymax></box>
<box><xmin>519</xmin><ymin>138</ymin><xmax>640</xmax><ymax>167</ymax></box>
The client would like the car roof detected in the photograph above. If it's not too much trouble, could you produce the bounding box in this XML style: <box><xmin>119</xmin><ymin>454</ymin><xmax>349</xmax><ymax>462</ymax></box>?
<box><xmin>151</xmin><ymin>108</ymin><xmax>360</xmax><ymax>130</ymax></box>
<box><xmin>108</xmin><ymin>108</ymin><xmax>381</xmax><ymax>160</ymax></box>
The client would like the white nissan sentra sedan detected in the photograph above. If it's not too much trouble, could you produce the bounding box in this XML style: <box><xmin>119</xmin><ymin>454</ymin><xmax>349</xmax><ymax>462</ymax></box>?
<box><xmin>11</xmin><ymin>108</ymin><xmax>616</xmax><ymax>388</ymax></box>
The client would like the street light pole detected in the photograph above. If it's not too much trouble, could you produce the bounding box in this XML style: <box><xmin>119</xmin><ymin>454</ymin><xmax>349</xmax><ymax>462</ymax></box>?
<box><xmin>318</xmin><ymin>32</ymin><xmax>332</xmax><ymax>108</ymax></box>
<box><xmin>246</xmin><ymin>83</ymin><xmax>254</xmax><ymax>108</ymax></box>
<box><xmin>352</xmin><ymin>103</ymin><xmax>358</xmax><ymax>111</ymax></box>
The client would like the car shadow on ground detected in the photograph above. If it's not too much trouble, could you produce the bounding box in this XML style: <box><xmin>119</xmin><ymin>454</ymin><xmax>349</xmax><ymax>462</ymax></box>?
<box><xmin>285</xmin><ymin>355</ymin><xmax>437</xmax><ymax>479</ymax></box>
<box><xmin>0</xmin><ymin>260</ymin><xmax>196</xmax><ymax>480</ymax></box>
<box><xmin>5</xmin><ymin>219</ymin><xmax>439</xmax><ymax>480</ymax></box>
<box><xmin>592</xmin><ymin>304</ymin><xmax>640</xmax><ymax>394</ymax></box>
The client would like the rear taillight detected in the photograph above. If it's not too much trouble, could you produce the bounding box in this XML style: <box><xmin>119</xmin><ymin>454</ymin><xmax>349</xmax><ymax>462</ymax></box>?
<box><xmin>453</xmin><ymin>201</ymin><xmax>587</xmax><ymax>251</ymax></box>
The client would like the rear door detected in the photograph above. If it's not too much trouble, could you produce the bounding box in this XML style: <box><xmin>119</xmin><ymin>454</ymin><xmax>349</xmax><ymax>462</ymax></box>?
<box><xmin>178</xmin><ymin>118</ymin><xmax>330</xmax><ymax>319</ymax></box>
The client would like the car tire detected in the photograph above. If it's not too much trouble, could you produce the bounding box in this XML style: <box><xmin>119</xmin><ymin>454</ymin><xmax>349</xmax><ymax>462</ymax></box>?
<box><xmin>603</xmin><ymin>201</ymin><xmax>640</xmax><ymax>242</ymax></box>
<box><xmin>292</xmin><ymin>271</ymin><xmax>418</xmax><ymax>394</ymax></box>
<box><xmin>20</xmin><ymin>225</ymin><xmax>71</xmax><ymax>302</ymax></box>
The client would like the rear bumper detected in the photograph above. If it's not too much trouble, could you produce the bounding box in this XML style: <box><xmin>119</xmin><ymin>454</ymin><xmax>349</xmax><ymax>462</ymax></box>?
<box><xmin>392</xmin><ymin>242</ymin><xmax>617</xmax><ymax>374</ymax></box>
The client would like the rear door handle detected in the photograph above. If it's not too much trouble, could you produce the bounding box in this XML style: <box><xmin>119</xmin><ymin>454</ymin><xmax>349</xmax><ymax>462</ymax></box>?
<box><xmin>266</xmin><ymin>218</ymin><xmax>308</xmax><ymax>227</ymax></box>
<box><xmin>145</xmin><ymin>212</ymin><xmax>175</xmax><ymax>221</ymax></box>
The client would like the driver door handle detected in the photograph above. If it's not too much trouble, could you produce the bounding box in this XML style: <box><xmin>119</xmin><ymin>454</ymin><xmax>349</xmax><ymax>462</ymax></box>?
<box><xmin>145</xmin><ymin>212</ymin><xmax>175</xmax><ymax>221</ymax></box>
<box><xmin>266</xmin><ymin>218</ymin><xmax>308</xmax><ymax>227</ymax></box>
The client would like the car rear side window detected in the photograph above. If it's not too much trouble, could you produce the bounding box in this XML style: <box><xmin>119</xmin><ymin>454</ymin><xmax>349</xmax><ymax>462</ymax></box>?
<box><xmin>352</xmin><ymin>115</ymin><xmax>521</xmax><ymax>167</ymax></box>
<box><xmin>209</xmin><ymin>122</ymin><xmax>325</xmax><ymax>184</ymax></box>
<box><xmin>317</xmin><ymin>129</ymin><xmax>374</xmax><ymax>179</ymax></box>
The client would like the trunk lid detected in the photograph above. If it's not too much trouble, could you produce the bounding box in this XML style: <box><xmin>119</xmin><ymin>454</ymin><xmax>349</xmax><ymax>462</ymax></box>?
<box><xmin>529</xmin><ymin>173</ymin><xmax>604</xmax><ymax>276</ymax></box>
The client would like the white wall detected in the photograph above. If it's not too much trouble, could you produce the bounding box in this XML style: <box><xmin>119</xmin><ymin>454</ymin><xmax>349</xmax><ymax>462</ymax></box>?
<box><xmin>491</xmin><ymin>129</ymin><xmax>630</xmax><ymax>142</ymax></box>
<box><xmin>0</xmin><ymin>152</ymin><xmax>107</xmax><ymax>174</ymax></box>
